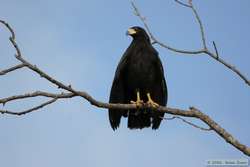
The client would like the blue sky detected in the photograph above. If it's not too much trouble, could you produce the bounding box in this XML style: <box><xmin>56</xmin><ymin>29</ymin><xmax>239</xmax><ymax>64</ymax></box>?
<box><xmin>0</xmin><ymin>0</ymin><xmax>249</xmax><ymax>166</ymax></box>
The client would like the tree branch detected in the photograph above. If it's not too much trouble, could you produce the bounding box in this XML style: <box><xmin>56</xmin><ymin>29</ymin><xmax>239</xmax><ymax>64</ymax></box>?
<box><xmin>164</xmin><ymin>115</ymin><xmax>212</xmax><ymax>131</ymax></box>
<box><xmin>0</xmin><ymin>91</ymin><xmax>75</xmax><ymax>105</ymax></box>
<box><xmin>213</xmin><ymin>41</ymin><xmax>219</xmax><ymax>59</ymax></box>
<box><xmin>0</xmin><ymin>17</ymin><xmax>249</xmax><ymax>156</ymax></box>
<box><xmin>131</xmin><ymin>1</ymin><xmax>250</xmax><ymax>86</ymax></box>
<box><xmin>175</xmin><ymin>0</ymin><xmax>191</xmax><ymax>8</ymax></box>
<box><xmin>0</xmin><ymin>63</ymin><xmax>26</xmax><ymax>75</ymax></box>
<box><xmin>1</xmin><ymin>98</ymin><xmax>58</xmax><ymax>115</ymax></box>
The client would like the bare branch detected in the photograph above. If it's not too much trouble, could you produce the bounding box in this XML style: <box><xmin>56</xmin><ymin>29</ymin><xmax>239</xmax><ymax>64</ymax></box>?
<box><xmin>0</xmin><ymin>91</ymin><xmax>75</xmax><ymax>105</ymax></box>
<box><xmin>164</xmin><ymin>116</ymin><xmax>212</xmax><ymax>131</ymax></box>
<box><xmin>0</xmin><ymin>63</ymin><xmax>26</xmax><ymax>75</ymax></box>
<box><xmin>188</xmin><ymin>0</ymin><xmax>207</xmax><ymax>49</ymax></box>
<box><xmin>0</xmin><ymin>20</ymin><xmax>15</xmax><ymax>39</ymax></box>
<box><xmin>174</xmin><ymin>0</ymin><xmax>191</xmax><ymax>8</ymax></box>
<box><xmin>204</xmin><ymin>50</ymin><xmax>250</xmax><ymax>86</ymax></box>
<box><xmin>0</xmin><ymin>98</ymin><xmax>57</xmax><ymax>115</ymax></box>
<box><xmin>2</xmin><ymin>92</ymin><xmax>250</xmax><ymax>156</ymax></box>
<box><xmin>0</xmin><ymin>17</ymin><xmax>250</xmax><ymax>156</ymax></box>
<box><xmin>213</xmin><ymin>41</ymin><xmax>219</xmax><ymax>59</ymax></box>
<box><xmin>131</xmin><ymin>1</ymin><xmax>204</xmax><ymax>55</ymax></box>
<box><xmin>130</xmin><ymin>1</ymin><xmax>250</xmax><ymax>86</ymax></box>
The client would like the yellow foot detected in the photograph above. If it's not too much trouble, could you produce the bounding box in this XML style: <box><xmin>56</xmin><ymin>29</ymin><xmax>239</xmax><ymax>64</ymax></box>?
<box><xmin>130</xmin><ymin>99</ymin><xmax>143</xmax><ymax>107</ymax></box>
<box><xmin>146</xmin><ymin>93</ymin><xmax>159</xmax><ymax>108</ymax></box>
<box><xmin>130</xmin><ymin>91</ymin><xmax>144</xmax><ymax>107</ymax></box>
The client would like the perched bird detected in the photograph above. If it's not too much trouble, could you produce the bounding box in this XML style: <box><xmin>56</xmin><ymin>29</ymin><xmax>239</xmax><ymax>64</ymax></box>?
<box><xmin>109</xmin><ymin>26</ymin><xmax>167</xmax><ymax>130</ymax></box>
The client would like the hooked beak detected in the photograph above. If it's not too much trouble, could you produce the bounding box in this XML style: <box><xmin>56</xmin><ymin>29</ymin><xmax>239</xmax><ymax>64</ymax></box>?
<box><xmin>126</xmin><ymin>28</ymin><xmax>137</xmax><ymax>36</ymax></box>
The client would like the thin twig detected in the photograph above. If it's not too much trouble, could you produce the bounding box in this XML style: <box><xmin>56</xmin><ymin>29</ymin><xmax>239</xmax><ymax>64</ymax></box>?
<box><xmin>213</xmin><ymin>41</ymin><xmax>219</xmax><ymax>59</ymax></box>
<box><xmin>0</xmin><ymin>98</ymin><xmax>57</xmax><ymax>115</ymax></box>
<box><xmin>0</xmin><ymin>20</ymin><xmax>15</xmax><ymax>39</ymax></box>
<box><xmin>164</xmin><ymin>116</ymin><xmax>212</xmax><ymax>131</ymax></box>
<box><xmin>0</xmin><ymin>63</ymin><xmax>26</xmax><ymax>75</ymax></box>
<box><xmin>204</xmin><ymin>50</ymin><xmax>250</xmax><ymax>85</ymax></box>
<box><xmin>0</xmin><ymin>91</ymin><xmax>75</xmax><ymax>105</ymax></box>
<box><xmin>174</xmin><ymin>0</ymin><xmax>191</xmax><ymax>8</ymax></box>
<box><xmin>188</xmin><ymin>0</ymin><xmax>207</xmax><ymax>49</ymax></box>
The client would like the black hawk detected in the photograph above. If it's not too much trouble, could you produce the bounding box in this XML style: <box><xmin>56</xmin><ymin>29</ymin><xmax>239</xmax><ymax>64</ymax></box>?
<box><xmin>109</xmin><ymin>26</ymin><xmax>167</xmax><ymax>130</ymax></box>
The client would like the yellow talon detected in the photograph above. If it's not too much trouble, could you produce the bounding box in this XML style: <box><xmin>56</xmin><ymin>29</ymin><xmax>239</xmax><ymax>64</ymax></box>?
<box><xmin>146</xmin><ymin>93</ymin><xmax>159</xmax><ymax>107</ymax></box>
<box><xmin>130</xmin><ymin>91</ymin><xmax>144</xmax><ymax>107</ymax></box>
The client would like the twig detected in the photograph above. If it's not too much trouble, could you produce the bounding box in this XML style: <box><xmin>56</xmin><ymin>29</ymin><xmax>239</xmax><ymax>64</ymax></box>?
<box><xmin>164</xmin><ymin>116</ymin><xmax>212</xmax><ymax>131</ymax></box>
<box><xmin>131</xmin><ymin>1</ymin><xmax>204</xmax><ymax>55</ymax></box>
<box><xmin>130</xmin><ymin>1</ymin><xmax>250</xmax><ymax>86</ymax></box>
<box><xmin>0</xmin><ymin>91</ymin><xmax>75</xmax><ymax>105</ymax></box>
<box><xmin>0</xmin><ymin>19</ymin><xmax>250</xmax><ymax>156</ymax></box>
<box><xmin>187</xmin><ymin>0</ymin><xmax>207</xmax><ymax>49</ymax></box>
<box><xmin>0</xmin><ymin>63</ymin><xmax>26</xmax><ymax>75</ymax></box>
<box><xmin>0</xmin><ymin>20</ymin><xmax>15</xmax><ymax>39</ymax></box>
<box><xmin>0</xmin><ymin>98</ymin><xmax>57</xmax><ymax>115</ymax></box>
<box><xmin>174</xmin><ymin>0</ymin><xmax>191</xmax><ymax>8</ymax></box>
<box><xmin>213</xmin><ymin>41</ymin><xmax>219</xmax><ymax>59</ymax></box>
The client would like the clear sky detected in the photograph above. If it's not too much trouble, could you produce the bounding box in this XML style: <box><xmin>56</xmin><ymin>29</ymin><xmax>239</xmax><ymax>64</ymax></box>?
<box><xmin>0</xmin><ymin>0</ymin><xmax>249</xmax><ymax>166</ymax></box>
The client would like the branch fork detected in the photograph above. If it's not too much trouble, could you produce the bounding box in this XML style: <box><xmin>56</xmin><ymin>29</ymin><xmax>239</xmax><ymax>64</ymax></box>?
<box><xmin>131</xmin><ymin>1</ymin><xmax>250</xmax><ymax>86</ymax></box>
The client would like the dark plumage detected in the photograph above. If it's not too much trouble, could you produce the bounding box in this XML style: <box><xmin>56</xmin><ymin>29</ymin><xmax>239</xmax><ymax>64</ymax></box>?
<box><xmin>109</xmin><ymin>26</ymin><xmax>168</xmax><ymax>130</ymax></box>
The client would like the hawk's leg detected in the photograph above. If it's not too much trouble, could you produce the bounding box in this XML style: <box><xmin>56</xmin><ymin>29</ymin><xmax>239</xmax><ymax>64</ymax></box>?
<box><xmin>130</xmin><ymin>91</ymin><xmax>143</xmax><ymax>107</ymax></box>
<box><xmin>146</xmin><ymin>93</ymin><xmax>159</xmax><ymax>108</ymax></box>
